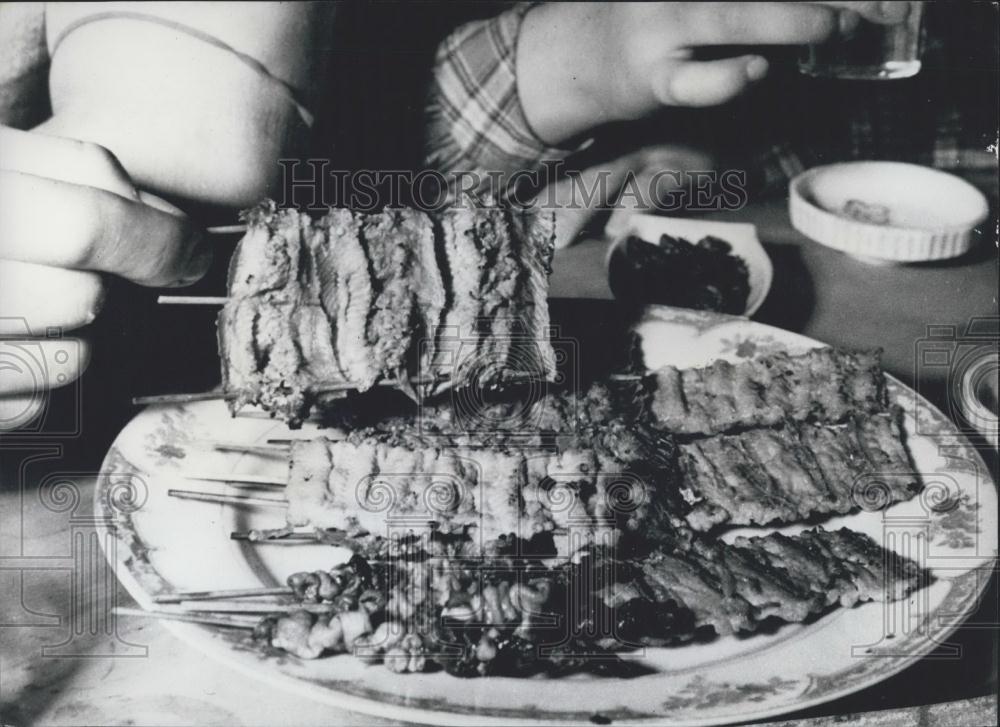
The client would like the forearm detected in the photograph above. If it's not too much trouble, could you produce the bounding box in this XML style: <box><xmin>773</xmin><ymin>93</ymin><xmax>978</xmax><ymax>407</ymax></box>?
<box><xmin>41</xmin><ymin>2</ymin><xmax>331</xmax><ymax>208</ymax></box>
<box><xmin>38</xmin><ymin>79</ymin><xmax>303</xmax><ymax>208</ymax></box>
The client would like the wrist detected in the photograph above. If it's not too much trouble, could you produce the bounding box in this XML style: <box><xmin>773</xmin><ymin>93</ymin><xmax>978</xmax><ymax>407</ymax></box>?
<box><xmin>516</xmin><ymin>2</ymin><xmax>620</xmax><ymax>146</ymax></box>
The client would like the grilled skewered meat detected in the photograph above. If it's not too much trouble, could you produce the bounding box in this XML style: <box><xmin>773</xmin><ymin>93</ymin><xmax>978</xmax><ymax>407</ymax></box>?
<box><xmin>284</xmin><ymin>386</ymin><xmax>918</xmax><ymax>541</ymax></box>
<box><xmin>646</xmin><ymin>348</ymin><xmax>889</xmax><ymax>435</ymax></box>
<box><xmin>217</xmin><ymin>202</ymin><xmax>556</xmax><ymax>425</ymax></box>
<box><xmin>253</xmin><ymin>527</ymin><xmax>926</xmax><ymax>674</ymax></box>
<box><xmin>637</xmin><ymin>526</ymin><xmax>923</xmax><ymax>638</ymax></box>
<box><xmin>285</xmin><ymin>415</ymin><xmax>678</xmax><ymax>557</ymax></box>
<box><xmin>677</xmin><ymin>412</ymin><xmax>917</xmax><ymax>530</ymax></box>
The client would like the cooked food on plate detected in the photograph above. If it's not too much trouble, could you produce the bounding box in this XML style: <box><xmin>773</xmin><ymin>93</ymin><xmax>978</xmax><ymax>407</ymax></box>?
<box><xmin>676</xmin><ymin>413</ymin><xmax>916</xmax><ymax>529</ymax></box>
<box><xmin>608</xmin><ymin>233</ymin><xmax>751</xmax><ymax>314</ymax></box>
<box><xmin>140</xmin><ymin>203</ymin><xmax>934</xmax><ymax>683</ymax></box>
<box><xmin>284</xmin><ymin>427</ymin><xmax>668</xmax><ymax>557</ymax></box>
<box><xmin>218</xmin><ymin>201</ymin><xmax>556</xmax><ymax>425</ymax></box>
<box><xmin>646</xmin><ymin>347</ymin><xmax>888</xmax><ymax>435</ymax></box>
<box><xmin>281</xmin><ymin>370</ymin><xmax>915</xmax><ymax>540</ymax></box>
<box><xmin>249</xmin><ymin>526</ymin><xmax>925</xmax><ymax>676</ymax></box>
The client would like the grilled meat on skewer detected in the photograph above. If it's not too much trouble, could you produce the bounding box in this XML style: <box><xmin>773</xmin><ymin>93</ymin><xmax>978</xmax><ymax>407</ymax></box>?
<box><xmin>646</xmin><ymin>348</ymin><xmax>889</xmax><ymax>435</ymax></box>
<box><xmin>282</xmin><ymin>381</ymin><xmax>918</xmax><ymax>541</ymax></box>
<box><xmin>217</xmin><ymin>202</ymin><xmax>557</xmax><ymax>425</ymax></box>
<box><xmin>285</xmin><ymin>419</ymin><xmax>678</xmax><ymax>557</ymax></box>
<box><xmin>676</xmin><ymin>411</ymin><xmax>918</xmax><ymax>530</ymax></box>
<box><xmin>252</xmin><ymin>527</ymin><xmax>926</xmax><ymax>675</ymax></box>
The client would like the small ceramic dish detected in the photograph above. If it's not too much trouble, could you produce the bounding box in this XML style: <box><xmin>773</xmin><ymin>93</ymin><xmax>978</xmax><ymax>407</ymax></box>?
<box><xmin>606</xmin><ymin>214</ymin><xmax>773</xmax><ymax>317</ymax></box>
<box><xmin>789</xmin><ymin>162</ymin><xmax>989</xmax><ymax>264</ymax></box>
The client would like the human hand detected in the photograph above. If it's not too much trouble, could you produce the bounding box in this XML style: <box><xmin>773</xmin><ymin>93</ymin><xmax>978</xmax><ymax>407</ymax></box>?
<box><xmin>0</xmin><ymin>126</ymin><xmax>210</xmax><ymax>429</ymax></box>
<box><xmin>518</xmin><ymin>2</ymin><xmax>914</xmax><ymax>143</ymax></box>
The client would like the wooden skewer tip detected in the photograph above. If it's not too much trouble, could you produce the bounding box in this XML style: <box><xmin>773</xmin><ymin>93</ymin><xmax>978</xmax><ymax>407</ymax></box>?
<box><xmin>205</xmin><ymin>224</ymin><xmax>248</xmax><ymax>235</ymax></box>
<box><xmin>113</xmin><ymin>606</ymin><xmax>259</xmax><ymax>629</ymax></box>
<box><xmin>154</xmin><ymin>586</ymin><xmax>292</xmax><ymax>604</ymax></box>
<box><xmin>167</xmin><ymin>489</ymin><xmax>288</xmax><ymax>507</ymax></box>
<box><xmin>157</xmin><ymin>295</ymin><xmax>230</xmax><ymax>306</ymax></box>
<box><xmin>212</xmin><ymin>442</ymin><xmax>290</xmax><ymax>456</ymax></box>
<box><xmin>133</xmin><ymin>391</ymin><xmax>230</xmax><ymax>406</ymax></box>
<box><xmin>185</xmin><ymin>472</ymin><xmax>287</xmax><ymax>488</ymax></box>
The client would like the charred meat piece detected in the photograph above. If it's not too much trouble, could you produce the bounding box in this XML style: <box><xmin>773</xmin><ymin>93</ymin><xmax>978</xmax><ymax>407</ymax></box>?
<box><xmin>638</xmin><ymin>527</ymin><xmax>925</xmax><ymax>638</ymax></box>
<box><xmin>285</xmin><ymin>435</ymin><xmax>663</xmax><ymax>557</ymax></box>
<box><xmin>217</xmin><ymin>294</ymin><xmax>349</xmax><ymax>426</ymax></box>
<box><xmin>647</xmin><ymin>348</ymin><xmax>889</xmax><ymax>435</ymax></box>
<box><xmin>432</xmin><ymin>207</ymin><xmax>485</xmax><ymax>386</ymax></box>
<box><xmin>254</xmin><ymin>526</ymin><xmax>926</xmax><ymax>674</ymax></box>
<box><xmin>217</xmin><ymin>202</ymin><xmax>556</xmax><ymax>424</ymax></box>
<box><xmin>426</xmin><ymin>208</ymin><xmax>556</xmax><ymax>394</ymax></box>
<box><xmin>282</xmin><ymin>387</ymin><xmax>675</xmax><ymax>557</ymax></box>
<box><xmin>226</xmin><ymin>201</ymin><xmax>304</xmax><ymax>299</ymax></box>
<box><xmin>361</xmin><ymin>209</ymin><xmax>424</xmax><ymax>382</ymax></box>
<box><xmin>676</xmin><ymin>413</ymin><xmax>918</xmax><ymax>530</ymax></box>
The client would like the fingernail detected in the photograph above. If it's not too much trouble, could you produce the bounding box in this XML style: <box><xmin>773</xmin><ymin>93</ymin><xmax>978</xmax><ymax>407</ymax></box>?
<box><xmin>745</xmin><ymin>57</ymin><xmax>769</xmax><ymax>82</ymax></box>
<box><xmin>839</xmin><ymin>9</ymin><xmax>861</xmax><ymax>36</ymax></box>
<box><xmin>879</xmin><ymin>1</ymin><xmax>910</xmax><ymax>22</ymax></box>
<box><xmin>185</xmin><ymin>245</ymin><xmax>213</xmax><ymax>284</ymax></box>
<box><xmin>138</xmin><ymin>190</ymin><xmax>186</xmax><ymax>217</ymax></box>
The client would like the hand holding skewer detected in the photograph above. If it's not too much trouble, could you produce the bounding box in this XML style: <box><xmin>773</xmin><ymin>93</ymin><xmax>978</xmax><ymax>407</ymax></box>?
<box><xmin>0</xmin><ymin>127</ymin><xmax>212</xmax><ymax>430</ymax></box>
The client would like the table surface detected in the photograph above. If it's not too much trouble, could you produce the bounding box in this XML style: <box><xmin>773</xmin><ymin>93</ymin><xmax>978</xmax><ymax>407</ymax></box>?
<box><xmin>1</xmin><ymin>197</ymin><xmax>997</xmax><ymax>727</ymax></box>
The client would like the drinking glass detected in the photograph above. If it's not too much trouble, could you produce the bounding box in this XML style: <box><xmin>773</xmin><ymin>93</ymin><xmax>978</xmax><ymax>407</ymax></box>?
<box><xmin>798</xmin><ymin>2</ymin><xmax>925</xmax><ymax>80</ymax></box>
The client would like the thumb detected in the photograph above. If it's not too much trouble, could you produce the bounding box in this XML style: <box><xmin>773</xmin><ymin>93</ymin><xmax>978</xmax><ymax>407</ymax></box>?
<box><xmin>653</xmin><ymin>55</ymin><xmax>769</xmax><ymax>108</ymax></box>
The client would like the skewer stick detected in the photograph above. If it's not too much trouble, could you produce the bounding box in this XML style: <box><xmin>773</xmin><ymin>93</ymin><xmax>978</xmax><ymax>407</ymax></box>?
<box><xmin>206</xmin><ymin>224</ymin><xmax>247</xmax><ymax>235</ymax></box>
<box><xmin>154</xmin><ymin>587</ymin><xmax>292</xmax><ymax>603</ymax></box>
<box><xmin>608</xmin><ymin>373</ymin><xmax>644</xmax><ymax>382</ymax></box>
<box><xmin>114</xmin><ymin>607</ymin><xmax>258</xmax><ymax>629</ymax></box>
<box><xmin>133</xmin><ymin>390</ymin><xmax>232</xmax><ymax>406</ymax></box>
<box><xmin>176</xmin><ymin>601</ymin><xmax>334</xmax><ymax>615</ymax></box>
<box><xmin>167</xmin><ymin>489</ymin><xmax>287</xmax><ymax>507</ymax></box>
<box><xmin>229</xmin><ymin>528</ymin><xmax>358</xmax><ymax>545</ymax></box>
<box><xmin>231</xmin><ymin>531</ymin><xmax>322</xmax><ymax>543</ymax></box>
<box><xmin>213</xmin><ymin>442</ymin><xmax>290</xmax><ymax>456</ymax></box>
<box><xmin>235</xmin><ymin>410</ymin><xmax>280</xmax><ymax>420</ymax></box>
<box><xmin>157</xmin><ymin>295</ymin><xmax>230</xmax><ymax>306</ymax></box>
<box><xmin>185</xmin><ymin>473</ymin><xmax>287</xmax><ymax>488</ymax></box>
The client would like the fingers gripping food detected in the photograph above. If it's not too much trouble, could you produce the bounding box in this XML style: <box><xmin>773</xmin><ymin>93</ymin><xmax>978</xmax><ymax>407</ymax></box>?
<box><xmin>218</xmin><ymin>202</ymin><xmax>557</xmax><ymax>425</ymax></box>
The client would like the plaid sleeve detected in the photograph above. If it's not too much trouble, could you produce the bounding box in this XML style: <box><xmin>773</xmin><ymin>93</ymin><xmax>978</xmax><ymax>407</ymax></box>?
<box><xmin>424</xmin><ymin>3</ymin><xmax>576</xmax><ymax>181</ymax></box>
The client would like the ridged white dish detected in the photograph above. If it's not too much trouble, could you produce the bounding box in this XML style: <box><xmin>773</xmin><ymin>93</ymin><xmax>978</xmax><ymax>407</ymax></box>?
<box><xmin>789</xmin><ymin>162</ymin><xmax>989</xmax><ymax>264</ymax></box>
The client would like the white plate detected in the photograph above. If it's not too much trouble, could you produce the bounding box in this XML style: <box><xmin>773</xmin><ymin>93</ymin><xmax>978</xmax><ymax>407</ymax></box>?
<box><xmin>97</xmin><ymin>308</ymin><xmax>996</xmax><ymax>726</ymax></box>
<box><xmin>609</xmin><ymin>214</ymin><xmax>774</xmax><ymax>316</ymax></box>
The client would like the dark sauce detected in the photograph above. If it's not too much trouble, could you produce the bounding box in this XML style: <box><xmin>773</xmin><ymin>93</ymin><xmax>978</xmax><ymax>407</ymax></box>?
<box><xmin>608</xmin><ymin>234</ymin><xmax>751</xmax><ymax>315</ymax></box>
